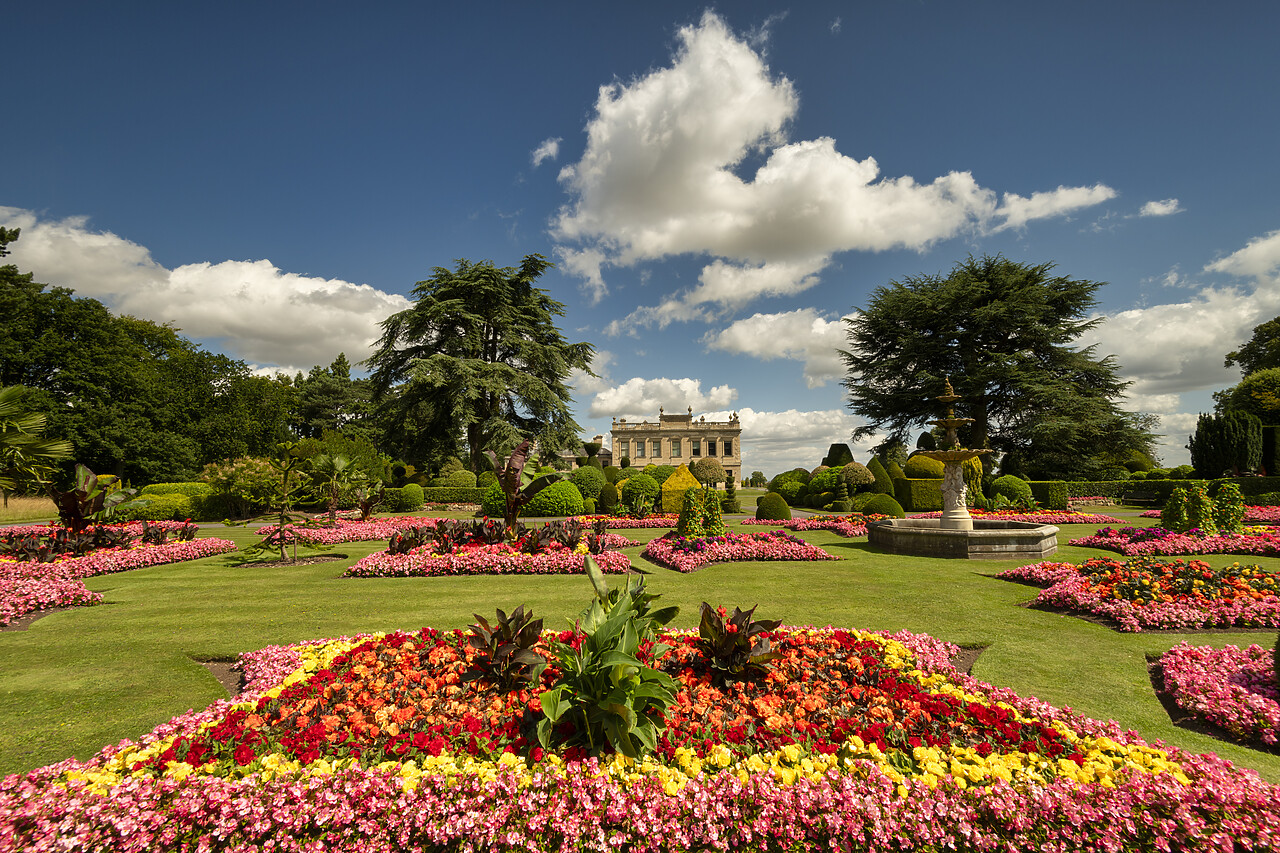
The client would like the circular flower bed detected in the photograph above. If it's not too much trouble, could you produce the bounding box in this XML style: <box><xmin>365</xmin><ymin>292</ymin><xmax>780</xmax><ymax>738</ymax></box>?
<box><xmin>5</xmin><ymin>626</ymin><xmax>1277</xmax><ymax>851</ymax></box>
<box><xmin>1160</xmin><ymin>641</ymin><xmax>1280</xmax><ymax>747</ymax></box>
<box><xmin>642</xmin><ymin>530</ymin><xmax>837</xmax><ymax>573</ymax></box>
<box><xmin>1070</xmin><ymin>525</ymin><xmax>1280</xmax><ymax>557</ymax></box>
<box><xmin>260</xmin><ymin>516</ymin><xmax>440</xmax><ymax>544</ymax></box>
<box><xmin>570</xmin><ymin>514</ymin><xmax>680</xmax><ymax>529</ymax></box>
<box><xmin>345</xmin><ymin>541</ymin><xmax>635</xmax><ymax>578</ymax></box>
<box><xmin>998</xmin><ymin>556</ymin><xmax>1280</xmax><ymax>632</ymax></box>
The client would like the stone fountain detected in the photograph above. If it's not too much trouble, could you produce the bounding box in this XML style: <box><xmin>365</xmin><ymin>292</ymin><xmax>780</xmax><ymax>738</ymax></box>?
<box><xmin>867</xmin><ymin>379</ymin><xmax>1059</xmax><ymax>560</ymax></box>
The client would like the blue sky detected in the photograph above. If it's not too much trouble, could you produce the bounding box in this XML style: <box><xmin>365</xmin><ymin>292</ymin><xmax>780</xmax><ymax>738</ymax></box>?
<box><xmin>4</xmin><ymin>2</ymin><xmax>1279</xmax><ymax>475</ymax></box>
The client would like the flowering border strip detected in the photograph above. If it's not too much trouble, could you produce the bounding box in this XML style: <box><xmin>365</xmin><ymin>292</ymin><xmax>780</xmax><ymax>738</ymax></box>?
<box><xmin>569</xmin><ymin>514</ymin><xmax>679</xmax><ymax>529</ymax></box>
<box><xmin>642</xmin><ymin>530</ymin><xmax>838</xmax><ymax>573</ymax></box>
<box><xmin>345</xmin><ymin>545</ymin><xmax>633</xmax><ymax>578</ymax></box>
<box><xmin>997</xmin><ymin>557</ymin><xmax>1280</xmax><ymax>632</ymax></box>
<box><xmin>911</xmin><ymin>509</ymin><xmax>1121</xmax><ymax>524</ymax></box>
<box><xmin>1070</xmin><ymin>526</ymin><xmax>1280</xmax><ymax>557</ymax></box>
<box><xmin>1</xmin><ymin>537</ymin><xmax>238</xmax><ymax>626</ymax></box>
<box><xmin>3</xmin><ymin>627</ymin><xmax>1278</xmax><ymax>852</ymax></box>
<box><xmin>1160</xmin><ymin>642</ymin><xmax>1280</xmax><ymax>748</ymax></box>
<box><xmin>741</xmin><ymin>515</ymin><xmax>872</xmax><ymax>537</ymax></box>
<box><xmin>258</xmin><ymin>517</ymin><xmax>440</xmax><ymax>545</ymax></box>
<box><xmin>1141</xmin><ymin>506</ymin><xmax>1280</xmax><ymax>523</ymax></box>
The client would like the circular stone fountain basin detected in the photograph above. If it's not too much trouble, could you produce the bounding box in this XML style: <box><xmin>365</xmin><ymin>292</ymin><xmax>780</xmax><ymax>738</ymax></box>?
<box><xmin>867</xmin><ymin>518</ymin><xmax>1058</xmax><ymax>560</ymax></box>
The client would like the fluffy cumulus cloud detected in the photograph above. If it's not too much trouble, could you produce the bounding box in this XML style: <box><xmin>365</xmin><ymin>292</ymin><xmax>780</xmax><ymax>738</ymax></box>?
<box><xmin>0</xmin><ymin>207</ymin><xmax>409</xmax><ymax>369</ymax></box>
<box><xmin>1204</xmin><ymin>228</ymin><xmax>1280</xmax><ymax>278</ymax></box>
<box><xmin>553</xmin><ymin>11</ymin><xmax>1114</xmax><ymax>318</ymax></box>
<box><xmin>1140</xmin><ymin>198</ymin><xmax>1183</xmax><ymax>217</ymax></box>
<box><xmin>588</xmin><ymin>377</ymin><xmax>737</xmax><ymax>420</ymax></box>
<box><xmin>531</xmin><ymin>137</ymin><xmax>562</xmax><ymax>168</ymax></box>
<box><xmin>703</xmin><ymin>308</ymin><xmax>851</xmax><ymax>388</ymax></box>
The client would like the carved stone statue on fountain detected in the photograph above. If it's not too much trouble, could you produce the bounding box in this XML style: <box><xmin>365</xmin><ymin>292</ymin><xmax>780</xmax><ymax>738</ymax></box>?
<box><xmin>912</xmin><ymin>378</ymin><xmax>992</xmax><ymax>531</ymax></box>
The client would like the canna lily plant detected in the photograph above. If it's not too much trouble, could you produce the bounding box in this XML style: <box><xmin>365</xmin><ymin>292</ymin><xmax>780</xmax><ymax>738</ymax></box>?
<box><xmin>485</xmin><ymin>439</ymin><xmax>560</xmax><ymax>537</ymax></box>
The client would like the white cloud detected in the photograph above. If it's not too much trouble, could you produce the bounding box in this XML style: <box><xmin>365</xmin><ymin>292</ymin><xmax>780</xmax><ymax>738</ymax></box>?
<box><xmin>993</xmin><ymin>185</ymin><xmax>1118</xmax><ymax>231</ymax></box>
<box><xmin>1204</xmin><ymin>228</ymin><xmax>1280</xmax><ymax>278</ymax></box>
<box><xmin>704</xmin><ymin>406</ymin><xmax>873</xmax><ymax>476</ymax></box>
<box><xmin>1139</xmin><ymin>198</ymin><xmax>1183</xmax><ymax>217</ymax></box>
<box><xmin>829</xmin><ymin>17</ymin><xmax>842</xmax><ymax>34</ymax></box>
<box><xmin>554</xmin><ymin>246</ymin><xmax>609</xmax><ymax>303</ymax></box>
<box><xmin>531</xmin><ymin>137</ymin><xmax>562</xmax><ymax>168</ymax></box>
<box><xmin>0</xmin><ymin>207</ymin><xmax>409</xmax><ymax>369</ymax></box>
<box><xmin>588</xmin><ymin>377</ymin><xmax>737</xmax><ymax>420</ymax></box>
<box><xmin>703</xmin><ymin>307</ymin><xmax>851</xmax><ymax>387</ymax></box>
<box><xmin>568</xmin><ymin>350</ymin><xmax>614</xmax><ymax>396</ymax></box>
<box><xmin>552</xmin><ymin>11</ymin><xmax>1113</xmax><ymax>321</ymax></box>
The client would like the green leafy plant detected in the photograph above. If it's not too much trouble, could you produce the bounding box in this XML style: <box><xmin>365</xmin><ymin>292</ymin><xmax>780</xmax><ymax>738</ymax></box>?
<box><xmin>537</xmin><ymin>573</ymin><xmax>677</xmax><ymax>758</ymax></box>
<box><xmin>387</xmin><ymin>525</ymin><xmax>433</xmax><ymax>555</ymax></box>
<box><xmin>695</xmin><ymin>602</ymin><xmax>782</xmax><ymax>685</ymax></box>
<box><xmin>351</xmin><ymin>481</ymin><xmax>384</xmax><ymax>520</ymax></box>
<box><xmin>48</xmin><ymin>464</ymin><xmax>141</xmax><ymax>533</ymax></box>
<box><xmin>485</xmin><ymin>439</ymin><xmax>560</xmax><ymax>535</ymax></box>
<box><xmin>465</xmin><ymin>605</ymin><xmax>546</xmax><ymax>690</ymax></box>
<box><xmin>1211</xmin><ymin>482</ymin><xmax>1246</xmax><ymax>535</ymax></box>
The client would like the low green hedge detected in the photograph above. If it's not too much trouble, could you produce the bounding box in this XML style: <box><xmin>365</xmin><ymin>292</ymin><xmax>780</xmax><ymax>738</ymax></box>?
<box><xmin>1060</xmin><ymin>481</ymin><xmax>1127</xmax><ymax>499</ymax></box>
<box><xmin>892</xmin><ymin>478</ymin><xmax>942</xmax><ymax>512</ymax></box>
<box><xmin>140</xmin><ymin>482</ymin><xmax>213</xmax><ymax>498</ymax></box>
<box><xmin>420</xmin><ymin>487</ymin><xmax>486</xmax><ymax>504</ymax></box>
<box><xmin>1026</xmin><ymin>481</ymin><xmax>1069</xmax><ymax>511</ymax></box>
<box><xmin>115</xmin><ymin>493</ymin><xmax>197</xmax><ymax>522</ymax></box>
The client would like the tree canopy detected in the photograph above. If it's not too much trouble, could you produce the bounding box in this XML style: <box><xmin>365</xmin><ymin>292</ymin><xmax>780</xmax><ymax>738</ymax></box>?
<box><xmin>841</xmin><ymin>255</ymin><xmax>1158</xmax><ymax>480</ymax></box>
<box><xmin>1225</xmin><ymin>316</ymin><xmax>1280</xmax><ymax>376</ymax></box>
<box><xmin>366</xmin><ymin>255</ymin><xmax>594</xmax><ymax>472</ymax></box>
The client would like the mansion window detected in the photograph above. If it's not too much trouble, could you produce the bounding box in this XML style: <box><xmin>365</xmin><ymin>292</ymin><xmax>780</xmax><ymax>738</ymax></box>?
<box><xmin>707</xmin><ymin>439</ymin><xmax>717</xmax><ymax>456</ymax></box>
<box><xmin>723</xmin><ymin>439</ymin><xmax>733</xmax><ymax>456</ymax></box>
<box><xmin>671</xmin><ymin>438</ymin><xmax>681</xmax><ymax>457</ymax></box>
<box><xmin>652</xmin><ymin>440</ymin><xmax>661</xmax><ymax>457</ymax></box>
<box><xmin>691</xmin><ymin>439</ymin><xmax>701</xmax><ymax>457</ymax></box>
<box><xmin>617</xmin><ymin>440</ymin><xmax>629</xmax><ymax>458</ymax></box>
<box><xmin>635</xmin><ymin>441</ymin><xmax>645</xmax><ymax>458</ymax></box>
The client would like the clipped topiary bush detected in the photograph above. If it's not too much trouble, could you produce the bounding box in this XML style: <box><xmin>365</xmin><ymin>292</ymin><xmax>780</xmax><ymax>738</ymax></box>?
<box><xmin>1211</xmin><ymin>482</ymin><xmax>1245</xmax><ymax>534</ymax></box>
<box><xmin>678</xmin><ymin>488</ymin><xmax>706</xmax><ymax>539</ymax></box>
<box><xmin>583</xmin><ymin>497</ymin><xmax>597</xmax><ymax>515</ymax></box>
<box><xmin>480</xmin><ymin>483</ymin><xmax>505</xmax><ymax>518</ymax></box>
<box><xmin>904</xmin><ymin>454</ymin><xmax>945</xmax><ymax>479</ymax></box>
<box><xmin>866</xmin><ymin>457</ymin><xmax>894</xmax><ymax>495</ymax></box>
<box><xmin>523</xmin><ymin>481</ymin><xmax>585</xmax><ymax>517</ymax></box>
<box><xmin>620</xmin><ymin>474</ymin><xmax>659</xmax><ymax>512</ymax></box>
<box><xmin>644</xmin><ymin>464</ymin><xmax>676</xmax><ymax>486</ymax></box>
<box><xmin>477</xmin><ymin>471</ymin><xmax>498</xmax><ymax>489</ymax></box>
<box><xmin>597</xmin><ymin>481</ymin><xmax>620</xmax><ymax>513</ymax></box>
<box><xmin>441</xmin><ymin>470</ymin><xmax>478</xmax><ymax>489</ymax></box>
<box><xmin>755</xmin><ymin>492</ymin><xmax>792</xmax><ymax>521</ymax></box>
<box><xmin>603</xmin><ymin>466</ymin><xmax>624</xmax><ymax>484</ymax></box>
<box><xmin>839</xmin><ymin>462</ymin><xmax>875</xmax><ymax>493</ymax></box>
<box><xmin>829</xmin><ymin>500</ymin><xmax>852</xmax><ymax>513</ymax></box>
<box><xmin>1186</xmin><ymin>483</ymin><xmax>1216</xmax><ymax>534</ymax></box>
<box><xmin>808</xmin><ymin>468</ymin><xmax>841</xmax><ymax>494</ymax></box>
<box><xmin>570</xmin><ymin>465</ymin><xmax>607</xmax><ymax>501</ymax></box>
<box><xmin>401</xmin><ymin>483</ymin><xmax>426</xmax><ymax>511</ymax></box>
<box><xmin>886</xmin><ymin>461</ymin><xmax>907</xmax><ymax>481</ymax></box>
<box><xmin>775</xmin><ymin>480</ymin><xmax>805</xmax><ymax>505</ymax></box>
<box><xmin>660</xmin><ymin>464</ymin><xmax>703</xmax><ymax>513</ymax></box>
<box><xmin>991</xmin><ymin>474</ymin><xmax>1033</xmax><ymax>504</ymax></box>
<box><xmin>114</xmin><ymin>492</ymin><xmax>197</xmax><ymax>522</ymax></box>
<box><xmin>862</xmin><ymin>493</ymin><xmax>905</xmax><ymax>518</ymax></box>
<box><xmin>852</xmin><ymin>492</ymin><xmax>877</xmax><ymax>511</ymax></box>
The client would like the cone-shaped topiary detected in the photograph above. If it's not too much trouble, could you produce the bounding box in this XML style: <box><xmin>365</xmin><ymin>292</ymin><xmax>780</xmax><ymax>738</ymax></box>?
<box><xmin>598</xmin><ymin>481</ymin><xmax>619</xmax><ymax>513</ymax></box>
<box><xmin>661</xmin><ymin>464</ymin><xmax>703</xmax><ymax>513</ymax></box>
<box><xmin>703</xmin><ymin>487</ymin><xmax>725</xmax><ymax>536</ymax></box>
<box><xmin>886</xmin><ymin>460</ymin><xmax>907</xmax><ymax>481</ymax></box>
<box><xmin>866</xmin><ymin>456</ymin><xmax>894</xmax><ymax>495</ymax></box>
<box><xmin>1211</xmin><ymin>482</ymin><xmax>1246</xmax><ymax>535</ymax></box>
<box><xmin>755</xmin><ymin>492</ymin><xmax>791</xmax><ymax>520</ymax></box>
<box><xmin>1185</xmin><ymin>483</ymin><xmax>1217</xmax><ymax>535</ymax></box>
<box><xmin>862</xmin><ymin>493</ymin><xmax>905</xmax><ymax>517</ymax></box>
<box><xmin>678</xmin><ymin>488</ymin><xmax>706</xmax><ymax>539</ymax></box>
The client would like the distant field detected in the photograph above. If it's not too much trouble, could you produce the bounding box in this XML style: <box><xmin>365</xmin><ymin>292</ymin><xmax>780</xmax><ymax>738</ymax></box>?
<box><xmin>0</xmin><ymin>495</ymin><xmax>57</xmax><ymax>525</ymax></box>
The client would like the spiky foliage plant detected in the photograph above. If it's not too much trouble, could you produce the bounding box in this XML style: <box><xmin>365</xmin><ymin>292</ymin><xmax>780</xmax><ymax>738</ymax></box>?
<box><xmin>465</xmin><ymin>606</ymin><xmax>546</xmax><ymax>691</ymax></box>
<box><xmin>695</xmin><ymin>602</ymin><xmax>782</xmax><ymax>685</ymax></box>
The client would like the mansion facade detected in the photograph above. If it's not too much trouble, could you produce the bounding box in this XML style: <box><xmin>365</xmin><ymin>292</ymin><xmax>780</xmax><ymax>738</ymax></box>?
<box><xmin>611</xmin><ymin>408</ymin><xmax>742</xmax><ymax>484</ymax></box>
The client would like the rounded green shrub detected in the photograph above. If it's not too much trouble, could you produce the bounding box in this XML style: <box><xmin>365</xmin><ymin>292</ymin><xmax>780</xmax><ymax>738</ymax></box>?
<box><xmin>866</xmin><ymin>457</ymin><xmax>895</xmax><ymax>495</ymax></box>
<box><xmin>603</xmin><ymin>466</ymin><xmax>624</xmax><ymax>484</ymax></box>
<box><xmin>441</xmin><ymin>470</ymin><xmax>477</xmax><ymax>488</ymax></box>
<box><xmin>755</xmin><ymin>492</ymin><xmax>792</xmax><ymax>521</ymax></box>
<box><xmin>1129</xmin><ymin>470</ymin><xmax>1148</xmax><ymax>481</ymax></box>
<box><xmin>886</xmin><ymin>461</ymin><xmax>907</xmax><ymax>480</ymax></box>
<box><xmin>991</xmin><ymin>475</ymin><xmax>1033</xmax><ymax>503</ymax></box>
<box><xmin>524</xmin><ymin>481</ymin><xmax>585</xmax><ymax>517</ymax></box>
<box><xmin>903</xmin><ymin>454</ymin><xmax>945</xmax><ymax>479</ymax></box>
<box><xmin>597</xmin><ymin>481</ymin><xmax>620</xmax><ymax>513</ymax></box>
<box><xmin>140</xmin><ymin>482</ymin><xmax>212</xmax><ymax>498</ymax></box>
<box><xmin>852</xmin><ymin>492</ymin><xmax>878</xmax><ymax>511</ymax></box>
<box><xmin>620</xmin><ymin>474</ymin><xmax>659</xmax><ymax>510</ymax></box>
<box><xmin>477</xmin><ymin>471</ymin><xmax>498</xmax><ymax>489</ymax></box>
<box><xmin>839</xmin><ymin>462</ymin><xmax>875</xmax><ymax>492</ymax></box>
<box><xmin>1172</xmin><ymin>465</ymin><xmax>1197</xmax><ymax>479</ymax></box>
<box><xmin>1145</xmin><ymin>469</ymin><xmax>1169</xmax><ymax>481</ymax></box>
<box><xmin>810</xmin><ymin>490</ymin><xmax>834</xmax><ymax>509</ymax></box>
<box><xmin>809</xmin><ymin>465</ymin><xmax>830</xmax><ymax>478</ymax></box>
<box><xmin>775</xmin><ymin>480</ymin><xmax>804</xmax><ymax>505</ymax></box>
<box><xmin>570</xmin><ymin>465</ymin><xmax>607</xmax><ymax>500</ymax></box>
<box><xmin>644</xmin><ymin>465</ymin><xmax>676</xmax><ymax>485</ymax></box>
<box><xmin>115</xmin><ymin>493</ymin><xmax>197</xmax><ymax>522</ymax></box>
<box><xmin>829</xmin><ymin>500</ymin><xmax>852</xmax><ymax>513</ymax></box>
<box><xmin>583</xmin><ymin>497</ymin><xmax>597</xmax><ymax>515</ymax></box>
<box><xmin>401</xmin><ymin>483</ymin><xmax>425</xmax><ymax>511</ymax></box>
<box><xmin>861</xmin><ymin>494</ymin><xmax>905</xmax><ymax>517</ymax></box>
<box><xmin>808</xmin><ymin>469</ymin><xmax>840</xmax><ymax>494</ymax></box>
<box><xmin>481</xmin><ymin>483</ymin><xmax>505</xmax><ymax>518</ymax></box>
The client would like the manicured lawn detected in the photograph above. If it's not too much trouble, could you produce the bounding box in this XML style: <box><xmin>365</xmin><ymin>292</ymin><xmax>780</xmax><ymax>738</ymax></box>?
<box><xmin>2</xmin><ymin>516</ymin><xmax>1278</xmax><ymax>785</ymax></box>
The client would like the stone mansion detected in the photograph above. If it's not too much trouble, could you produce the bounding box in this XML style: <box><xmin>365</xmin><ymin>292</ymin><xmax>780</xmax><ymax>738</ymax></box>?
<box><xmin>611</xmin><ymin>408</ymin><xmax>743</xmax><ymax>484</ymax></box>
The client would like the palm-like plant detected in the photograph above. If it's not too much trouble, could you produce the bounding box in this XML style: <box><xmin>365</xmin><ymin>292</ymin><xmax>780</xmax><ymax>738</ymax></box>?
<box><xmin>0</xmin><ymin>386</ymin><xmax>73</xmax><ymax>507</ymax></box>
<box><xmin>309</xmin><ymin>453</ymin><xmax>358</xmax><ymax>525</ymax></box>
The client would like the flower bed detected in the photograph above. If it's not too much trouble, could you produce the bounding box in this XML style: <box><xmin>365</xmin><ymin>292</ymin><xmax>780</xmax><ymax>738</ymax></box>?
<box><xmin>1</xmin><ymin>537</ymin><xmax>238</xmax><ymax>626</ymax></box>
<box><xmin>911</xmin><ymin>509</ymin><xmax>1120</xmax><ymax>524</ymax></box>
<box><xmin>1141</xmin><ymin>506</ymin><xmax>1280</xmax><ymax>523</ymax></box>
<box><xmin>997</xmin><ymin>556</ymin><xmax>1280</xmax><ymax>632</ymax></box>
<box><xmin>259</xmin><ymin>516</ymin><xmax>440</xmax><ymax>545</ymax></box>
<box><xmin>569</xmin><ymin>514</ymin><xmax>680</xmax><ymax>528</ymax></box>
<box><xmin>741</xmin><ymin>513</ymin><xmax>884</xmax><ymax>537</ymax></box>
<box><xmin>1070</xmin><ymin>525</ymin><xmax>1280</xmax><ymax>557</ymax></box>
<box><xmin>642</xmin><ymin>530</ymin><xmax>838</xmax><ymax>573</ymax></box>
<box><xmin>345</xmin><ymin>542</ymin><xmax>634</xmax><ymax>578</ymax></box>
<box><xmin>1160</xmin><ymin>642</ymin><xmax>1280</xmax><ymax>747</ymax></box>
<box><xmin>4</xmin><ymin>626</ymin><xmax>1277</xmax><ymax>851</ymax></box>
